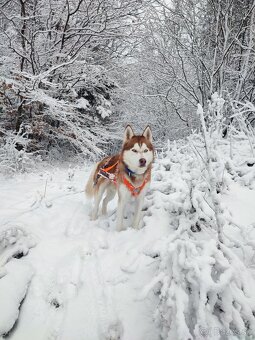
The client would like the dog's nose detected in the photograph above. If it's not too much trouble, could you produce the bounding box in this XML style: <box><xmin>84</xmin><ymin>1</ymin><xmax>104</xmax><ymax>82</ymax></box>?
<box><xmin>139</xmin><ymin>158</ymin><xmax>146</xmax><ymax>166</ymax></box>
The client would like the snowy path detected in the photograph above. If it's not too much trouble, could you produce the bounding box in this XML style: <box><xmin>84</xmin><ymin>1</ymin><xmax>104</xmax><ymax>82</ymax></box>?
<box><xmin>0</xmin><ymin>166</ymin><xmax>168</xmax><ymax>340</ymax></box>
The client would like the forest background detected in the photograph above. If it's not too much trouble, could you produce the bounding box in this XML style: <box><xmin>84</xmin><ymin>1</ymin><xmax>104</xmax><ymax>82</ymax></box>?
<box><xmin>0</xmin><ymin>0</ymin><xmax>254</xmax><ymax>170</ymax></box>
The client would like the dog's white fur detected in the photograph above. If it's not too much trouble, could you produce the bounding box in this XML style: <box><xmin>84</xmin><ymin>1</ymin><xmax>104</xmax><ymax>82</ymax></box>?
<box><xmin>85</xmin><ymin>126</ymin><xmax>154</xmax><ymax>231</ymax></box>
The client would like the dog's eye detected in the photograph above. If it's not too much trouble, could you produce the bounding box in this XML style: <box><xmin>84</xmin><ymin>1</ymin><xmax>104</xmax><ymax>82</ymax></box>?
<box><xmin>132</xmin><ymin>149</ymin><xmax>138</xmax><ymax>153</ymax></box>
<box><xmin>144</xmin><ymin>149</ymin><xmax>148</xmax><ymax>153</ymax></box>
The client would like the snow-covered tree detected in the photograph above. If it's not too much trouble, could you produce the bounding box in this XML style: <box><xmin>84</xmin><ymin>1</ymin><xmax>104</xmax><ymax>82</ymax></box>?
<box><xmin>0</xmin><ymin>0</ymin><xmax>148</xmax><ymax>162</ymax></box>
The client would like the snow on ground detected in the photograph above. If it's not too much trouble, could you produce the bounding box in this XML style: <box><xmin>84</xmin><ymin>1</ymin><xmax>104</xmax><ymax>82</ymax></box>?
<box><xmin>0</xmin><ymin>136</ymin><xmax>255</xmax><ymax>340</ymax></box>
<box><xmin>222</xmin><ymin>182</ymin><xmax>255</xmax><ymax>226</ymax></box>
<box><xmin>0</xmin><ymin>165</ymin><xmax>168</xmax><ymax>340</ymax></box>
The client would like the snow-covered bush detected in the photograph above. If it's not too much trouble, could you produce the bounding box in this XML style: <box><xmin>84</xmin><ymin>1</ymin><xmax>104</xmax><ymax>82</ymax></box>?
<box><xmin>0</xmin><ymin>130</ymin><xmax>41</xmax><ymax>174</ymax></box>
<box><xmin>0</xmin><ymin>224</ymin><xmax>35</xmax><ymax>336</ymax></box>
<box><xmin>142</xmin><ymin>99</ymin><xmax>255</xmax><ymax>339</ymax></box>
<box><xmin>0</xmin><ymin>67</ymin><xmax>115</xmax><ymax>162</ymax></box>
<box><xmin>230</xmin><ymin>101</ymin><xmax>255</xmax><ymax>157</ymax></box>
<box><xmin>152</xmin><ymin>235</ymin><xmax>255</xmax><ymax>340</ymax></box>
<box><xmin>0</xmin><ymin>225</ymin><xmax>36</xmax><ymax>267</ymax></box>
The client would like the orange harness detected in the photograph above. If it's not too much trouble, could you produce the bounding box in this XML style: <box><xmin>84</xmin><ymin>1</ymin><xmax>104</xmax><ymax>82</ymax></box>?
<box><xmin>121</xmin><ymin>174</ymin><xmax>149</xmax><ymax>197</ymax></box>
<box><xmin>97</xmin><ymin>160</ymin><xmax>149</xmax><ymax>197</ymax></box>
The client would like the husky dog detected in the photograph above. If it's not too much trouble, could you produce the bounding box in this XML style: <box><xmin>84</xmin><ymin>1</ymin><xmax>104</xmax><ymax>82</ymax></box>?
<box><xmin>85</xmin><ymin>125</ymin><xmax>154</xmax><ymax>231</ymax></box>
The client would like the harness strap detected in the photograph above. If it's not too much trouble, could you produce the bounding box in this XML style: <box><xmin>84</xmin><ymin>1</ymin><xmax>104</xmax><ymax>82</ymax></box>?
<box><xmin>103</xmin><ymin>160</ymin><xmax>119</xmax><ymax>172</ymax></box>
<box><xmin>122</xmin><ymin>174</ymin><xmax>149</xmax><ymax>197</ymax></box>
<box><xmin>98</xmin><ymin>169</ymin><xmax>117</xmax><ymax>183</ymax></box>
<box><xmin>94</xmin><ymin>159</ymin><xmax>119</xmax><ymax>186</ymax></box>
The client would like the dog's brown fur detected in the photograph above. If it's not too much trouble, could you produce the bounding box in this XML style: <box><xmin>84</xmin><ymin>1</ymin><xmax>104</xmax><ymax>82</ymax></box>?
<box><xmin>85</xmin><ymin>154</ymin><xmax>119</xmax><ymax>198</ymax></box>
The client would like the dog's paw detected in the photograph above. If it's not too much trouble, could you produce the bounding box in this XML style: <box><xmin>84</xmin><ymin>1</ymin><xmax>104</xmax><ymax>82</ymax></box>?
<box><xmin>133</xmin><ymin>225</ymin><xmax>140</xmax><ymax>230</ymax></box>
<box><xmin>116</xmin><ymin>224</ymin><xmax>124</xmax><ymax>232</ymax></box>
<box><xmin>101</xmin><ymin>207</ymin><xmax>107</xmax><ymax>215</ymax></box>
<box><xmin>90</xmin><ymin>213</ymin><xmax>98</xmax><ymax>221</ymax></box>
<box><xmin>132</xmin><ymin>221</ymin><xmax>141</xmax><ymax>230</ymax></box>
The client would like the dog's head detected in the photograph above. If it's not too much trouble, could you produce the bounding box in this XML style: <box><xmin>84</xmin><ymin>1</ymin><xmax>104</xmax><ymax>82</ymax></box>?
<box><xmin>121</xmin><ymin>125</ymin><xmax>154</xmax><ymax>175</ymax></box>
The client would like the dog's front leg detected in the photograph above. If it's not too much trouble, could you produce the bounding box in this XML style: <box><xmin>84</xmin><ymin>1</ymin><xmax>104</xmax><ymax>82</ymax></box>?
<box><xmin>116</xmin><ymin>185</ymin><xmax>129</xmax><ymax>231</ymax></box>
<box><xmin>132</xmin><ymin>191</ymin><xmax>146</xmax><ymax>229</ymax></box>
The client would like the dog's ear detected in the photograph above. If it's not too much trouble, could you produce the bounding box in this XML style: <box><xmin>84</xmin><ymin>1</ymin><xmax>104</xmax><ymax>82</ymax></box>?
<box><xmin>123</xmin><ymin>125</ymin><xmax>134</xmax><ymax>143</ymax></box>
<box><xmin>142</xmin><ymin>126</ymin><xmax>152</xmax><ymax>143</ymax></box>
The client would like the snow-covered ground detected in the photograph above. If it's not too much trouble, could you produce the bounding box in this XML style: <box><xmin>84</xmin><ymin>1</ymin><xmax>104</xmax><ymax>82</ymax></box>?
<box><xmin>0</xmin><ymin>165</ymin><xmax>168</xmax><ymax>340</ymax></box>
<box><xmin>0</xmin><ymin>136</ymin><xmax>255</xmax><ymax>340</ymax></box>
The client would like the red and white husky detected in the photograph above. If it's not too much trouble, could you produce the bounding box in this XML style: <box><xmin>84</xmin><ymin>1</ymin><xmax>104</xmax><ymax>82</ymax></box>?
<box><xmin>85</xmin><ymin>125</ymin><xmax>154</xmax><ymax>231</ymax></box>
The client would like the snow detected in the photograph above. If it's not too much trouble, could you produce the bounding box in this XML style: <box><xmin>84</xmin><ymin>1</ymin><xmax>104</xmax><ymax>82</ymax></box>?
<box><xmin>76</xmin><ymin>97</ymin><xmax>90</xmax><ymax>109</ymax></box>
<box><xmin>0</xmin><ymin>260</ymin><xmax>33</xmax><ymax>336</ymax></box>
<box><xmin>0</xmin><ymin>166</ymin><xmax>168</xmax><ymax>340</ymax></box>
<box><xmin>0</xmin><ymin>135</ymin><xmax>255</xmax><ymax>339</ymax></box>
<box><xmin>97</xmin><ymin>105</ymin><xmax>112</xmax><ymax>119</ymax></box>
<box><xmin>222</xmin><ymin>182</ymin><xmax>255</xmax><ymax>226</ymax></box>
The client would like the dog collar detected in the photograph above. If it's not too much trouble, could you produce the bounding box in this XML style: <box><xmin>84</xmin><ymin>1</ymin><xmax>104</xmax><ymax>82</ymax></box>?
<box><xmin>124</xmin><ymin>164</ymin><xmax>136</xmax><ymax>177</ymax></box>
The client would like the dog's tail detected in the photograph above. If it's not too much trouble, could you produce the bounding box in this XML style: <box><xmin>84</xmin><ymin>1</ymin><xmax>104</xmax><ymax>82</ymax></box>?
<box><xmin>85</xmin><ymin>163</ymin><xmax>98</xmax><ymax>198</ymax></box>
